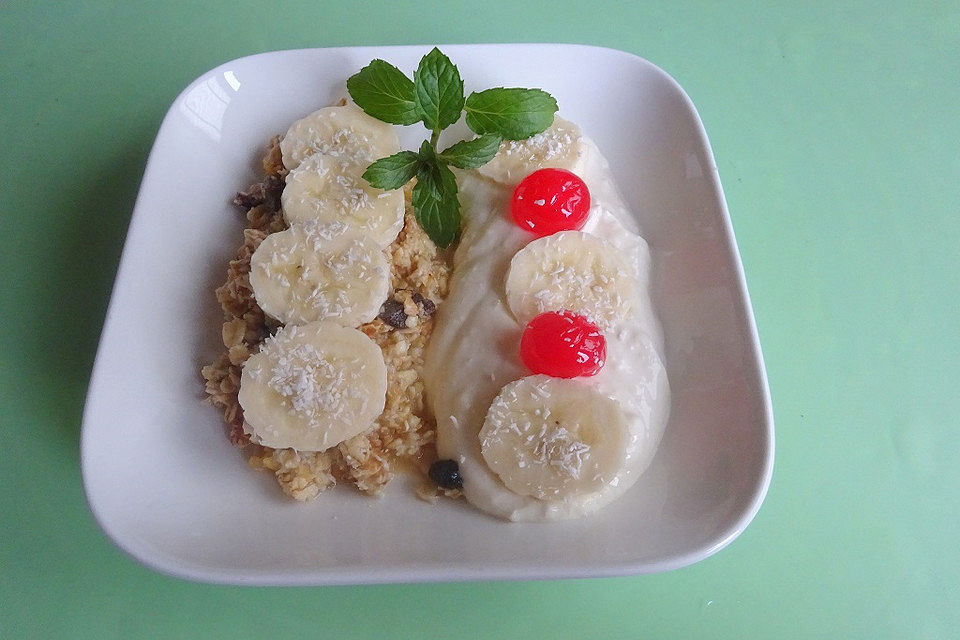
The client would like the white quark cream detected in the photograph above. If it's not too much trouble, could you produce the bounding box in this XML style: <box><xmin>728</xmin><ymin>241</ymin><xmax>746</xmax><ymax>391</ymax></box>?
<box><xmin>423</xmin><ymin>131</ymin><xmax>670</xmax><ymax>521</ymax></box>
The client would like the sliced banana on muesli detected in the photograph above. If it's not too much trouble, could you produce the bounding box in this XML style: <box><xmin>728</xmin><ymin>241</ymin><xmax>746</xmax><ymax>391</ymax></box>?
<box><xmin>238</xmin><ymin>321</ymin><xmax>387</xmax><ymax>452</ymax></box>
<box><xmin>504</xmin><ymin>230</ymin><xmax>641</xmax><ymax>329</ymax></box>
<box><xmin>477</xmin><ymin>116</ymin><xmax>587</xmax><ymax>185</ymax></box>
<box><xmin>479</xmin><ymin>375</ymin><xmax>630</xmax><ymax>500</ymax></box>
<box><xmin>281</xmin><ymin>154</ymin><xmax>405</xmax><ymax>247</ymax></box>
<box><xmin>280</xmin><ymin>103</ymin><xmax>401</xmax><ymax>171</ymax></box>
<box><xmin>249</xmin><ymin>220</ymin><xmax>390</xmax><ymax>327</ymax></box>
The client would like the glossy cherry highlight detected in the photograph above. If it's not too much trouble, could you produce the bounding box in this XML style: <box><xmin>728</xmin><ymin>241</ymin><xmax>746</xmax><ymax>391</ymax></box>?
<box><xmin>519</xmin><ymin>311</ymin><xmax>606</xmax><ymax>378</ymax></box>
<box><xmin>510</xmin><ymin>168</ymin><xmax>590</xmax><ymax>237</ymax></box>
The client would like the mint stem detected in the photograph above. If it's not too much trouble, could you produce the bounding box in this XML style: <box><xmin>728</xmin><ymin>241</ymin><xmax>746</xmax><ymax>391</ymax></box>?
<box><xmin>429</xmin><ymin>129</ymin><xmax>440</xmax><ymax>148</ymax></box>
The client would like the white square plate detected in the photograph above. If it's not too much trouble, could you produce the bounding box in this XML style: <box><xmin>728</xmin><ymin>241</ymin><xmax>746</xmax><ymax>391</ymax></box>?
<box><xmin>82</xmin><ymin>44</ymin><xmax>774</xmax><ymax>585</ymax></box>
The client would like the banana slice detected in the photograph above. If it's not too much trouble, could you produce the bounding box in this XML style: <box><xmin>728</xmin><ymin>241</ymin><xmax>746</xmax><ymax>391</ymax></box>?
<box><xmin>238</xmin><ymin>321</ymin><xmax>387</xmax><ymax>452</ymax></box>
<box><xmin>477</xmin><ymin>116</ymin><xmax>587</xmax><ymax>185</ymax></box>
<box><xmin>479</xmin><ymin>375</ymin><xmax>630</xmax><ymax>500</ymax></box>
<box><xmin>504</xmin><ymin>230</ymin><xmax>641</xmax><ymax>329</ymax></box>
<box><xmin>281</xmin><ymin>154</ymin><xmax>405</xmax><ymax>247</ymax></box>
<box><xmin>249</xmin><ymin>220</ymin><xmax>390</xmax><ymax>327</ymax></box>
<box><xmin>280</xmin><ymin>104</ymin><xmax>401</xmax><ymax>171</ymax></box>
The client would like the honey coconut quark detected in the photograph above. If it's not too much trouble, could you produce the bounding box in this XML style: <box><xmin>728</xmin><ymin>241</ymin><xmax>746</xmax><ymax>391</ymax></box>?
<box><xmin>423</xmin><ymin>117</ymin><xmax>671</xmax><ymax>522</ymax></box>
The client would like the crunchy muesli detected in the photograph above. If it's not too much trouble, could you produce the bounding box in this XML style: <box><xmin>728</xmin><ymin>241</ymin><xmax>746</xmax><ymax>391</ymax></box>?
<box><xmin>202</xmin><ymin>137</ymin><xmax>452</xmax><ymax>500</ymax></box>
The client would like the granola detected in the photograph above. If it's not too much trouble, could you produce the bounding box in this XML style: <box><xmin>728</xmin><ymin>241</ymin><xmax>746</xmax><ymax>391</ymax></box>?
<box><xmin>201</xmin><ymin>137</ymin><xmax>451</xmax><ymax>500</ymax></box>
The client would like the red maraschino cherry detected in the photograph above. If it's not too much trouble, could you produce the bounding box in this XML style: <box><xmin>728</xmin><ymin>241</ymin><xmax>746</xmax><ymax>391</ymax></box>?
<box><xmin>510</xmin><ymin>168</ymin><xmax>590</xmax><ymax>237</ymax></box>
<box><xmin>519</xmin><ymin>311</ymin><xmax>606</xmax><ymax>378</ymax></box>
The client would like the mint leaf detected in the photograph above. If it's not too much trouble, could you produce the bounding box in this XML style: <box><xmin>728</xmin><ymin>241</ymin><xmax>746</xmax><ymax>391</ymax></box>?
<box><xmin>438</xmin><ymin>134</ymin><xmax>503</xmax><ymax>169</ymax></box>
<box><xmin>416</xmin><ymin>139</ymin><xmax>436</xmax><ymax>162</ymax></box>
<box><xmin>347</xmin><ymin>60</ymin><xmax>420</xmax><ymax>125</ymax></box>
<box><xmin>412</xmin><ymin>159</ymin><xmax>460</xmax><ymax>248</ymax></box>
<box><xmin>413</xmin><ymin>48</ymin><xmax>464</xmax><ymax>132</ymax></box>
<box><xmin>464</xmin><ymin>88</ymin><xmax>558</xmax><ymax>140</ymax></box>
<box><xmin>362</xmin><ymin>151</ymin><xmax>421</xmax><ymax>190</ymax></box>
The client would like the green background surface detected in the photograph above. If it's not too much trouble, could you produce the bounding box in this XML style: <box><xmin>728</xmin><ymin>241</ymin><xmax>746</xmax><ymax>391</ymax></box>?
<box><xmin>1</xmin><ymin>1</ymin><xmax>957</xmax><ymax>637</ymax></box>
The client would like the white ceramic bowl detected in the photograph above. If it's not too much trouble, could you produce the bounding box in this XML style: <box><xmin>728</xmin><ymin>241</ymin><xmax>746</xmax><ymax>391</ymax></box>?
<box><xmin>81</xmin><ymin>44</ymin><xmax>774</xmax><ymax>585</ymax></box>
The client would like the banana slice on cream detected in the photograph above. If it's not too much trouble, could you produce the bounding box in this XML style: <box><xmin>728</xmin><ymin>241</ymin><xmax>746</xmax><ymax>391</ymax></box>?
<box><xmin>504</xmin><ymin>230</ymin><xmax>641</xmax><ymax>329</ymax></box>
<box><xmin>478</xmin><ymin>116</ymin><xmax>587</xmax><ymax>185</ymax></box>
<box><xmin>479</xmin><ymin>375</ymin><xmax>631</xmax><ymax>500</ymax></box>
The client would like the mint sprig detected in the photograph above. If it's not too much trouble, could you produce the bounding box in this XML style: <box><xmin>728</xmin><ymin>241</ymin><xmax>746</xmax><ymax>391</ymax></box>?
<box><xmin>348</xmin><ymin>47</ymin><xmax>558</xmax><ymax>248</ymax></box>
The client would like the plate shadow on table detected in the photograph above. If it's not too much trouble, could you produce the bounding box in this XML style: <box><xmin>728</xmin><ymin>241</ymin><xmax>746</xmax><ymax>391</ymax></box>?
<box><xmin>30</xmin><ymin>129</ymin><xmax>155</xmax><ymax>457</ymax></box>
